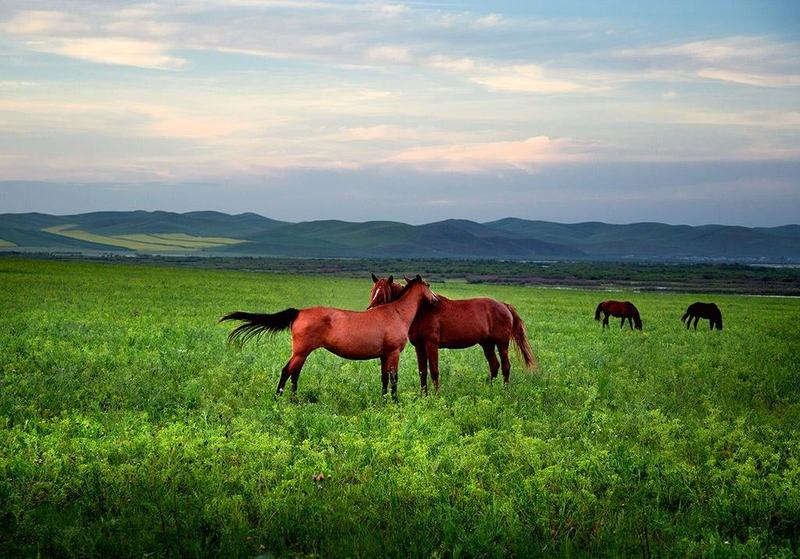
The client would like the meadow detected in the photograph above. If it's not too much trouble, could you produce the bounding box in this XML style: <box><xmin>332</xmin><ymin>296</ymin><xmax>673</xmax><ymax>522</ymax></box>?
<box><xmin>1</xmin><ymin>258</ymin><xmax>798</xmax><ymax>557</ymax></box>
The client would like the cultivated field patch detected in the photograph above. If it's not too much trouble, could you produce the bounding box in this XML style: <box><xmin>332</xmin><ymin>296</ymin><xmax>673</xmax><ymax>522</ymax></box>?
<box><xmin>43</xmin><ymin>224</ymin><xmax>246</xmax><ymax>251</ymax></box>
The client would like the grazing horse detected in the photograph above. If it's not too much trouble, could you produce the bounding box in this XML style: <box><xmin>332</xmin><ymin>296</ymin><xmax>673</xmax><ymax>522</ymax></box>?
<box><xmin>682</xmin><ymin>302</ymin><xmax>723</xmax><ymax>330</ymax></box>
<box><xmin>220</xmin><ymin>275</ymin><xmax>438</xmax><ymax>399</ymax></box>
<box><xmin>368</xmin><ymin>274</ymin><xmax>537</xmax><ymax>393</ymax></box>
<box><xmin>595</xmin><ymin>300</ymin><xmax>642</xmax><ymax>330</ymax></box>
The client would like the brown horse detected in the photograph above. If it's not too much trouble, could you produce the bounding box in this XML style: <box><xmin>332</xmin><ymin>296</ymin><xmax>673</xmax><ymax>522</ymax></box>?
<box><xmin>682</xmin><ymin>302</ymin><xmax>723</xmax><ymax>330</ymax></box>
<box><xmin>220</xmin><ymin>275</ymin><xmax>438</xmax><ymax>399</ymax></box>
<box><xmin>595</xmin><ymin>300</ymin><xmax>642</xmax><ymax>330</ymax></box>
<box><xmin>368</xmin><ymin>274</ymin><xmax>537</xmax><ymax>393</ymax></box>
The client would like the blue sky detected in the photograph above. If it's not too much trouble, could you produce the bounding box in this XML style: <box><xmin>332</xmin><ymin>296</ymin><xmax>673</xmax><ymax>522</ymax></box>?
<box><xmin>1</xmin><ymin>1</ymin><xmax>798</xmax><ymax>225</ymax></box>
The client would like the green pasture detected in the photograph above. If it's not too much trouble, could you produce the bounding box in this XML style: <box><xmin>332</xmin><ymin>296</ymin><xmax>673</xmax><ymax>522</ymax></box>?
<box><xmin>1</xmin><ymin>258</ymin><xmax>798</xmax><ymax>557</ymax></box>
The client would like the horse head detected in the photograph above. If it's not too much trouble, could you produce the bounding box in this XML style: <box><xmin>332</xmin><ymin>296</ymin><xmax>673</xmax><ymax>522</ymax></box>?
<box><xmin>404</xmin><ymin>274</ymin><xmax>438</xmax><ymax>306</ymax></box>
<box><xmin>632</xmin><ymin>309</ymin><xmax>643</xmax><ymax>330</ymax></box>
<box><xmin>368</xmin><ymin>274</ymin><xmax>403</xmax><ymax>309</ymax></box>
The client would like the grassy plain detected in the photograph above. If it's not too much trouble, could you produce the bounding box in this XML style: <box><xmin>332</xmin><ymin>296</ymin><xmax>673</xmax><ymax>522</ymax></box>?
<box><xmin>1</xmin><ymin>258</ymin><xmax>798</xmax><ymax>557</ymax></box>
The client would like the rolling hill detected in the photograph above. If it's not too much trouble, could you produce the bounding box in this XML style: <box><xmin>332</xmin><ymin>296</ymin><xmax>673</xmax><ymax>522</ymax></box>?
<box><xmin>1</xmin><ymin>211</ymin><xmax>798</xmax><ymax>261</ymax></box>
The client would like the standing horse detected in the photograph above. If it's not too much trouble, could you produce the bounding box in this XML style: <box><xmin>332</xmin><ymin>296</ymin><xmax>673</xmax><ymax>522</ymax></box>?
<box><xmin>368</xmin><ymin>274</ymin><xmax>537</xmax><ymax>393</ymax></box>
<box><xmin>220</xmin><ymin>275</ymin><xmax>438</xmax><ymax>399</ymax></box>
<box><xmin>682</xmin><ymin>302</ymin><xmax>723</xmax><ymax>330</ymax></box>
<box><xmin>595</xmin><ymin>300</ymin><xmax>642</xmax><ymax>330</ymax></box>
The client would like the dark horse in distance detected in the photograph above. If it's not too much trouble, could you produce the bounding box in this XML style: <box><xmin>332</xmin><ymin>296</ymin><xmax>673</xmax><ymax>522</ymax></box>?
<box><xmin>682</xmin><ymin>302</ymin><xmax>723</xmax><ymax>330</ymax></box>
<box><xmin>368</xmin><ymin>274</ymin><xmax>537</xmax><ymax>393</ymax></box>
<box><xmin>595</xmin><ymin>300</ymin><xmax>642</xmax><ymax>330</ymax></box>
<box><xmin>220</xmin><ymin>275</ymin><xmax>438</xmax><ymax>399</ymax></box>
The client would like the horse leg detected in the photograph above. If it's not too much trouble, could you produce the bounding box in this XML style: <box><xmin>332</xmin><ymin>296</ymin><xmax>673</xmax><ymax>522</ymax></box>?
<box><xmin>497</xmin><ymin>340</ymin><xmax>511</xmax><ymax>385</ymax></box>
<box><xmin>620</xmin><ymin>316</ymin><xmax>625</xmax><ymax>329</ymax></box>
<box><xmin>386</xmin><ymin>350</ymin><xmax>401</xmax><ymax>401</ymax></box>
<box><xmin>426</xmin><ymin>342</ymin><xmax>440</xmax><ymax>392</ymax></box>
<box><xmin>277</xmin><ymin>353</ymin><xmax>307</xmax><ymax>396</ymax></box>
<box><xmin>602</xmin><ymin>313</ymin><xmax>609</xmax><ymax>328</ymax></box>
<box><xmin>481</xmin><ymin>342</ymin><xmax>500</xmax><ymax>382</ymax></box>
<box><xmin>686</xmin><ymin>314</ymin><xmax>691</xmax><ymax>329</ymax></box>
<box><xmin>380</xmin><ymin>355</ymin><xmax>389</xmax><ymax>397</ymax></box>
<box><xmin>277</xmin><ymin>363</ymin><xmax>291</xmax><ymax>395</ymax></box>
<box><xmin>693</xmin><ymin>316</ymin><xmax>699</xmax><ymax>330</ymax></box>
<box><xmin>416</xmin><ymin>344</ymin><xmax>429</xmax><ymax>395</ymax></box>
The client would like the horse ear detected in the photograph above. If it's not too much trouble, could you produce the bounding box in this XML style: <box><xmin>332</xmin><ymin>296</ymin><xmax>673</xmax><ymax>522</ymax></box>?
<box><xmin>388</xmin><ymin>275</ymin><xmax>393</xmax><ymax>284</ymax></box>
<box><xmin>403</xmin><ymin>275</ymin><xmax>413</xmax><ymax>283</ymax></box>
<box><xmin>371</xmin><ymin>273</ymin><xmax>378</xmax><ymax>283</ymax></box>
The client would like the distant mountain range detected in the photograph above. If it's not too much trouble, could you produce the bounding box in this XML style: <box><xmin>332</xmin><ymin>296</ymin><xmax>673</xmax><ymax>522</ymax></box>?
<box><xmin>1</xmin><ymin>211</ymin><xmax>798</xmax><ymax>261</ymax></box>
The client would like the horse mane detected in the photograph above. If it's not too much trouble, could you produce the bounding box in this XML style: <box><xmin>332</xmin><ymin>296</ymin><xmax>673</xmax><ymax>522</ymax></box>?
<box><xmin>395</xmin><ymin>275</ymin><xmax>424</xmax><ymax>299</ymax></box>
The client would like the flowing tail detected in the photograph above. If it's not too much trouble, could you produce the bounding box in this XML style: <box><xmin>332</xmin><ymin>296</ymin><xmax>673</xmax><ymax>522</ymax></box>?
<box><xmin>595</xmin><ymin>303</ymin><xmax>604</xmax><ymax>321</ymax></box>
<box><xmin>219</xmin><ymin>308</ymin><xmax>299</xmax><ymax>346</ymax></box>
<box><xmin>681</xmin><ymin>310</ymin><xmax>690</xmax><ymax>323</ymax></box>
<box><xmin>505</xmin><ymin>304</ymin><xmax>538</xmax><ymax>372</ymax></box>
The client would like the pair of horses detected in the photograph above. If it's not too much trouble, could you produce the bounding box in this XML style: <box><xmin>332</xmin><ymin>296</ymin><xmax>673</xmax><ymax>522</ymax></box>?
<box><xmin>220</xmin><ymin>275</ymin><xmax>537</xmax><ymax>398</ymax></box>
<box><xmin>594</xmin><ymin>300</ymin><xmax>723</xmax><ymax>331</ymax></box>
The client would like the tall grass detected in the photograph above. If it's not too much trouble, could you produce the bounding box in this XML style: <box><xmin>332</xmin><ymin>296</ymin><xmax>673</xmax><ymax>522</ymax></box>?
<box><xmin>1</xmin><ymin>258</ymin><xmax>798</xmax><ymax>557</ymax></box>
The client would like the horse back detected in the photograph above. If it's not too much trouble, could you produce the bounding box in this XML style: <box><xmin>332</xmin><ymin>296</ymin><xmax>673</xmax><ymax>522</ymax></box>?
<box><xmin>411</xmin><ymin>296</ymin><xmax>512</xmax><ymax>348</ymax></box>
<box><xmin>294</xmin><ymin>306</ymin><xmax>409</xmax><ymax>359</ymax></box>
<box><xmin>687</xmin><ymin>302</ymin><xmax>717</xmax><ymax>318</ymax></box>
<box><xmin>602</xmin><ymin>300</ymin><xmax>627</xmax><ymax>317</ymax></box>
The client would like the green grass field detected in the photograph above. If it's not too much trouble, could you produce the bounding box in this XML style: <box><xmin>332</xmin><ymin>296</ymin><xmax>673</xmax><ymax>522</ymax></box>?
<box><xmin>1</xmin><ymin>258</ymin><xmax>798</xmax><ymax>557</ymax></box>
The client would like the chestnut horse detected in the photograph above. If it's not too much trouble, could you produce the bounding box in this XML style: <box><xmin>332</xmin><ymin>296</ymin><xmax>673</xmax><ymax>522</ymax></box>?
<box><xmin>220</xmin><ymin>275</ymin><xmax>438</xmax><ymax>399</ymax></box>
<box><xmin>595</xmin><ymin>300</ymin><xmax>642</xmax><ymax>330</ymax></box>
<box><xmin>368</xmin><ymin>274</ymin><xmax>537</xmax><ymax>393</ymax></box>
<box><xmin>682</xmin><ymin>302</ymin><xmax>723</xmax><ymax>330</ymax></box>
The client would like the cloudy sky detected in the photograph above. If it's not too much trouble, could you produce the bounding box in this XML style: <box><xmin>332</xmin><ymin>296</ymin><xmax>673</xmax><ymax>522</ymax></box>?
<box><xmin>1</xmin><ymin>0</ymin><xmax>799</xmax><ymax>225</ymax></box>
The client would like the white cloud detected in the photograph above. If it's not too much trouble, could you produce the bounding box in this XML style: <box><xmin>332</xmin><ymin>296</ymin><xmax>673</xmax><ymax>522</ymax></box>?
<box><xmin>337</xmin><ymin>125</ymin><xmax>420</xmax><ymax>141</ymax></box>
<box><xmin>427</xmin><ymin>55</ymin><xmax>476</xmax><ymax>73</ymax></box>
<box><xmin>388</xmin><ymin>136</ymin><xmax>592</xmax><ymax>172</ymax></box>
<box><xmin>26</xmin><ymin>37</ymin><xmax>185</xmax><ymax>70</ymax></box>
<box><xmin>2</xmin><ymin>10</ymin><xmax>87</xmax><ymax>35</ymax></box>
<box><xmin>365</xmin><ymin>45</ymin><xmax>411</xmax><ymax>63</ymax></box>
<box><xmin>695</xmin><ymin>68</ymin><xmax>800</xmax><ymax>88</ymax></box>
<box><xmin>469</xmin><ymin>64</ymin><xmax>583</xmax><ymax>94</ymax></box>
<box><xmin>615</xmin><ymin>36</ymin><xmax>800</xmax><ymax>88</ymax></box>
<box><xmin>475</xmin><ymin>13</ymin><xmax>503</xmax><ymax>28</ymax></box>
<box><xmin>427</xmin><ymin>55</ymin><xmax>586</xmax><ymax>94</ymax></box>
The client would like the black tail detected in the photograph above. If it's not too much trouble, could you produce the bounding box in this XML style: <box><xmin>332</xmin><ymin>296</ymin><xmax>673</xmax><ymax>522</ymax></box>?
<box><xmin>681</xmin><ymin>311</ymin><xmax>689</xmax><ymax>323</ymax></box>
<box><xmin>595</xmin><ymin>303</ymin><xmax>603</xmax><ymax>321</ymax></box>
<box><xmin>219</xmin><ymin>308</ymin><xmax>299</xmax><ymax>347</ymax></box>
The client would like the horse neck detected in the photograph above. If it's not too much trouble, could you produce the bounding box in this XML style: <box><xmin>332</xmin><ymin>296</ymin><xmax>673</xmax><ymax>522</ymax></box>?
<box><xmin>388</xmin><ymin>284</ymin><xmax>427</xmax><ymax>324</ymax></box>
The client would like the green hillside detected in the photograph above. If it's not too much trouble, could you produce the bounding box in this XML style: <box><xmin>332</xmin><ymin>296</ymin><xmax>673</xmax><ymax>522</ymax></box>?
<box><xmin>1</xmin><ymin>211</ymin><xmax>798</xmax><ymax>260</ymax></box>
